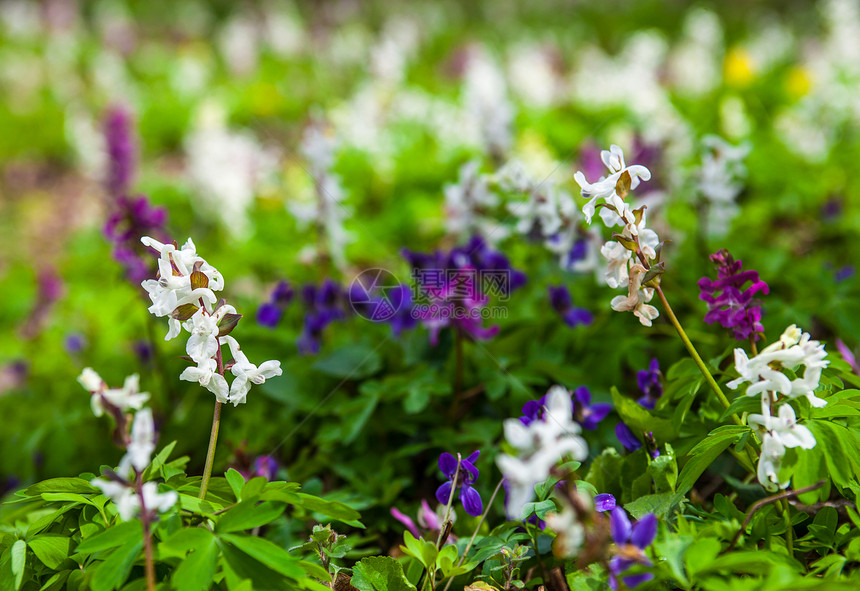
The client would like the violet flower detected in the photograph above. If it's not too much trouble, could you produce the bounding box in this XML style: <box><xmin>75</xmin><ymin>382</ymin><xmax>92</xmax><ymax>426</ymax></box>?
<box><xmin>636</xmin><ymin>358</ymin><xmax>663</xmax><ymax>410</ymax></box>
<box><xmin>548</xmin><ymin>285</ymin><xmax>593</xmax><ymax>327</ymax></box>
<box><xmin>436</xmin><ymin>451</ymin><xmax>483</xmax><ymax>517</ymax></box>
<box><xmin>297</xmin><ymin>280</ymin><xmax>346</xmax><ymax>355</ymax></box>
<box><xmin>698</xmin><ymin>249</ymin><xmax>769</xmax><ymax>342</ymax></box>
<box><xmin>594</xmin><ymin>493</ymin><xmax>616</xmax><ymax>512</ymax></box>
<box><xmin>573</xmin><ymin>387</ymin><xmax>612</xmax><ymax>430</ymax></box>
<box><xmin>403</xmin><ymin>237</ymin><xmax>526</xmax><ymax>345</ymax></box>
<box><xmin>609</xmin><ymin>508</ymin><xmax>657</xmax><ymax>590</ymax></box>
<box><xmin>257</xmin><ymin>281</ymin><xmax>294</xmax><ymax>329</ymax></box>
<box><xmin>616</xmin><ymin>423</ymin><xmax>642</xmax><ymax>452</ymax></box>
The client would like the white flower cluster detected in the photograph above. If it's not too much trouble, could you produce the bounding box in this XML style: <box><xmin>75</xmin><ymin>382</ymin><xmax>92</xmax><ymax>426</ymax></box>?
<box><xmin>727</xmin><ymin>325</ymin><xmax>828</xmax><ymax>491</ymax></box>
<box><xmin>574</xmin><ymin>145</ymin><xmax>660</xmax><ymax>326</ymax></box>
<box><xmin>140</xmin><ymin>236</ymin><xmax>282</xmax><ymax>406</ymax></box>
<box><xmin>287</xmin><ymin>123</ymin><xmax>353</xmax><ymax>269</ymax></box>
<box><xmin>78</xmin><ymin>369</ymin><xmax>178</xmax><ymax>521</ymax></box>
<box><xmin>185</xmin><ymin>104</ymin><xmax>278</xmax><ymax>238</ymax></box>
<box><xmin>443</xmin><ymin>160</ymin><xmax>503</xmax><ymax>241</ymax></box>
<box><xmin>697</xmin><ymin>135</ymin><xmax>750</xmax><ymax>236</ymax></box>
<box><xmin>498</xmin><ymin>160</ymin><xmax>599</xmax><ymax>272</ymax></box>
<box><xmin>496</xmin><ymin>386</ymin><xmax>588</xmax><ymax>520</ymax></box>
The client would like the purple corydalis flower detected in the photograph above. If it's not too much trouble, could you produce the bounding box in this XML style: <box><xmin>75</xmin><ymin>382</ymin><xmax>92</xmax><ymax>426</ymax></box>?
<box><xmin>637</xmin><ymin>358</ymin><xmax>663</xmax><ymax>410</ymax></box>
<box><xmin>548</xmin><ymin>285</ymin><xmax>593</xmax><ymax>327</ymax></box>
<box><xmin>573</xmin><ymin>387</ymin><xmax>611</xmax><ymax>430</ymax></box>
<box><xmin>104</xmin><ymin>195</ymin><xmax>168</xmax><ymax>284</ymax></box>
<box><xmin>595</xmin><ymin>493</ymin><xmax>616</xmax><ymax>512</ymax></box>
<box><xmin>390</xmin><ymin>507</ymin><xmax>421</xmax><ymax>539</ymax></box>
<box><xmin>609</xmin><ymin>508</ymin><xmax>657</xmax><ymax>590</ymax></box>
<box><xmin>103</xmin><ymin>104</ymin><xmax>136</xmax><ymax>198</ymax></box>
<box><xmin>698</xmin><ymin>249</ymin><xmax>769</xmax><ymax>342</ymax></box>
<box><xmin>436</xmin><ymin>451</ymin><xmax>483</xmax><ymax>517</ymax></box>
<box><xmin>836</xmin><ymin>265</ymin><xmax>855</xmax><ymax>282</ymax></box>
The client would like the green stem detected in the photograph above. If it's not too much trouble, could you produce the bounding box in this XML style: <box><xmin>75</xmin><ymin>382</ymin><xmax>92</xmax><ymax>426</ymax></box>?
<box><xmin>441</xmin><ymin>478</ymin><xmax>504</xmax><ymax>591</ymax></box>
<box><xmin>655</xmin><ymin>286</ymin><xmax>735</xmax><ymax>417</ymax></box>
<box><xmin>781</xmin><ymin>498</ymin><xmax>794</xmax><ymax>555</ymax></box>
<box><xmin>135</xmin><ymin>471</ymin><xmax>156</xmax><ymax>591</ymax></box>
<box><xmin>198</xmin><ymin>400</ymin><xmax>222</xmax><ymax>500</ymax></box>
<box><xmin>199</xmin><ymin>338</ymin><xmax>226</xmax><ymax>500</ymax></box>
<box><xmin>655</xmin><ymin>286</ymin><xmax>758</xmax><ymax>473</ymax></box>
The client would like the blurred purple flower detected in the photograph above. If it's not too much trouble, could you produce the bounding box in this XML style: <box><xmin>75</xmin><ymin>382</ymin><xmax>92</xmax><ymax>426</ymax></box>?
<box><xmin>698</xmin><ymin>249</ymin><xmax>769</xmax><ymax>342</ymax></box>
<box><xmin>609</xmin><ymin>508</ymin><xmax>657</xmax><ymax>590</ymax></box>
<box><xmin>836</xmin><ymin>265</ymin><xmax>855</xmax><ymax>282</ymax></box>
<box><xmin>103</xmin><ymin>104</ymin><xmax>136</xmax><ymax>198</ymax></box>
<box><xmin>253</xmin><ymin>455</ymin><xmax>278</xmax><ymax>480</ymax></box>
<box><xmin>548</xmin><ymin>285</ymin><xmax>593</xmax><ymax>327</ymax></box>
<box><xmin>403</xmin><ymin>236</ymin><xmax>526</xmax><ymax>345</ymax></box>
<box><xmin>64</xmin><ymin>333</ymin><xmax>87</xmax><ymax>354</ymax></box>
<box><xmin>436</xmin><ymin>451</ymin><xmax>483</xmax><ymax>517</ymax></box>
<box><xmin>390</xmin><ymin>507</ymin><xmax>421</xmax><ymax>538</ymax></box>
<box><xmin>573</xmin><ymin>387</ymin><xmax>611</xmax><ymax>430</ymax></box>
<box><xmin>297</xmin><ymin>280</ymin><xmax>346</xmax><ymax>355</ymax></box>
<box><xmin>836</xmin><ymin>340</ymin><xmax>859</xmax><ymax>375</ymax></box>
<box><xmin>636</xmin><ymin>359</ymin><xmax>663</xmax><ymax>410</ymax></box>
<box><xmin>257</xmin><ymin>280</ymin><xmax>294</xmax><ymax>329</ymax></box>
<box><xmin>595</xmin><ymin>493</ymin><xmax>616</xmax><ymax>512</ymax></box>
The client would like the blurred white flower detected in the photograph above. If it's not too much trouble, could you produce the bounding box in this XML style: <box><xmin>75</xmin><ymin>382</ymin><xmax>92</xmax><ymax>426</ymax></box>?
<box><xmin>496</xmin><ymin>386</ymin><xmax>588</xmax><ymax>519</ymax></box>
<box><xmin>185</xmin><ymin>105</ymin><xmax>278</xmax><ymax>238</ymax></box>
<box><xmin>118</xmin><ymin>408</ymin><xmax>155</xmax><ymax>475</ymax></box>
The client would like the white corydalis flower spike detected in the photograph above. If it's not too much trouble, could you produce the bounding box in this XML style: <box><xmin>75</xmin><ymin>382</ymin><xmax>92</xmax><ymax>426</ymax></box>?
<box><xmin>574</xmin><ymin>144</ymin><xmax>651</xmax><ymax>224</ymax></box>
<box><xmin>496</xmin><ymin>386</ymin><xmax>588</xmax><ymax>519</ymax></box>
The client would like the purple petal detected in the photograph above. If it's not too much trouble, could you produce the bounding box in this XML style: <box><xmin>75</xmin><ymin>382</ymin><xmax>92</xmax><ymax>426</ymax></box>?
<box><xmin>390</xmin><ymin>507</ymin><xmax>421</xmax><ymax>539</ymax></box>
<box><xmin>465</xmin><ymin>450</ymin><xmax>481</xmax><ymax>464</ymax></box>
<box><xmin>594</xmin><ymin>493</ymin><xmax>616</xmax><ymax>512</ymax></box>
<box><xmin>461</xmin><ymin>459</ymin><xmax>479</xmax><ymax>483</ymax></box>
<box><xmin>631</xmin><ymin>514</ymin><xmax>658</xmax><ymax>549</ymax></box>
<box><xmin>610</xmin><ymin>507</ymin><xmax>632</xmax><ymax>544</ymax></box>
<box><xmin>436</xmin><ymin>481</ymin><xmax>453</xmax><ymax>505</ymax></box>
<box><xmin>438</xmin><ymin>453</ymin><xmax>457</xmax><ymax>478</ymax></box>
<box><xmin>622</xmin><ymin>573</ymin><xmax>654</xmax><ymax>589</ymax></box>
<box><xmin>574</xmin><ymin>386</ymin><xmax>591</xmax><ymax>406</ymax></box>
<box><xmin>460</xmin><ymin>485</ymin><xmax>483</xmax><ymax>517</ymax></box>
<box><xmin>583</xmin><ymin>402</ymin><xmax>612</xmax><ymax>430</ymax></box>
<box><xmin>616</xmin><ymin>423</ymin><xmax>642</xmax><ymax>452</ymax></box>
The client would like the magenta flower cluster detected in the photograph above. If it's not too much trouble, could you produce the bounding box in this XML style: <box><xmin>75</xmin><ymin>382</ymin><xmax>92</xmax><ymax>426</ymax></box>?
<box><xmin>698</xmin><ymin>249</ymin><xmax>769</xmax><ymax>342</ymax></box>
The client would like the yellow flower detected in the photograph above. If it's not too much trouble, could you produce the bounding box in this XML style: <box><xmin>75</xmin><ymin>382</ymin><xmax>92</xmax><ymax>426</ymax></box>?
<box><xmin>724</xmin><ymin>47</ymin><xmax>755</xmax><ymax>87</ymax></box>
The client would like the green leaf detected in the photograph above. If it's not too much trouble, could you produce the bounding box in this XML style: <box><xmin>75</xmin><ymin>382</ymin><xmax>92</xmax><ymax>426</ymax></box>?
<box><xmin>159</xmin><ymin>528</ymin><xmax>215</xmax><ymax>559</ymax></box>
<box><xmin>215</xmin><ymin>500</ymin><xmax>286</xmax><ymax>533</ymax></box>
<box><xmin>76</xmin><ymin>521</ymin><xmax>142</xmax><ymax>554</ymax></box>
<box><xmin>610</xmin><ymin>387</ymin><xmax>677</xmax><ymax>441</ymax></box>
<box><xmin>22</xmin><ymin>478</ymin><xmax>99</xmax><ymax>497</ymax></box>
<box><xmin>11</xmin><ymin>540</ymin><xmax>25</xmax><ymax>591</ymax></box>
<box><xmin>28</xmin><ymin>535</ymin><xmax>70</xmax><ymax>569</ymax></box>
<box><xmin>219</xmin><ymin>540</ymin><xmax>294</xmax><ymax>590</ymax></box>
<box><xmin>676</xmin><ymin>425</ymin><xmax>749</xmax><ymax>497</ymax></box>
<box><xmin>312</xmin><ymin>344</ymin><xmax>382</xmax><ymax>379</ymax></box>
<box><xmin>624</xmin><ymin>493</ymin><xmax>682</xmax><ymax>520</ymax></box>
<box><xmin>351</xmin><ymin>556</ymin><xmax>417</xmax><ymax>591</ymax></box>
<box><xmin>220</xmin><ymin>533</ymin><xmax>304</xmax><ymax>580</ymax></box>
<box><xmin>90</xmin><ymin>537</ymin><xmax>143</xmax><ymax>591</ymax></box>
<box><xmin>647</xmin><ymin>444</ymin><xmax>678</xmax><ymax>494</ymax></box>
<box><xmin>225</xmin><ymin>469</ymin><xmax>246</xmax><ymax>500</ymax></box>
<box><xmin>172</xmin><ymin>533</ymin><xmax>218</xmax><ymax>591</ymax></box>
<box><xmin>294</xmin><ymin>493</ymin><xmax>362</xmax><ymax>525</ymax></box>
